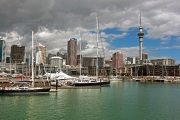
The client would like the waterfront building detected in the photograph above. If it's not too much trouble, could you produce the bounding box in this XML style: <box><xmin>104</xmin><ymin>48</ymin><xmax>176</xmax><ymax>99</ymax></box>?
<box><xmin>130</xmin><ymin>65</ymin><xmax>180</xmax><ymax>77</ymax></box>
<box><xmin>10</xmin><ymin>45</ymin><xmax>25</xmax><ymax>64</ymax></box>
<box><xmin>47</xmin><ymin>53</ymin><xmax>56</xmax><ymax>64</ymax></box>
<box><xmin>35</xmin><ymin>43</ymin><xmax>46</xmax><ymax>65</ymax></box>
<box><xmin>82</xmin><ymin>57</ymin><xmax>104</xmax><ymax>68</ymax></box>
<box><xmin>137</xmin><ymin>13</ymin><xmax>144</xmax><ymax>63</ymax></box>
<box><xmin>150</xmin><ymin>59</ymin><xmax>175</xmax><ymax>66</ymax></box>
<box><xmin>0</xmin><ymin>39</ymin><xmax>6</xmax><ymax>63</ymax></box>
<box><xmin>82</xmin><ymin>56</ymin><xmax>104</xmax><ymax>75</ymax></box>
<box><xmin>125</xmin><ymin>57</ymin><xmax>140</xmax><ymax>65</ymax></box>
<box><xmin>50</xmin><ymin>56</ymin><xmax>63</xmax><ymax>70</ymax></box>
<box><xmin>67</xmin><ymin>38</ymin><xmax>77</xmax><ymax>66</ymax></box>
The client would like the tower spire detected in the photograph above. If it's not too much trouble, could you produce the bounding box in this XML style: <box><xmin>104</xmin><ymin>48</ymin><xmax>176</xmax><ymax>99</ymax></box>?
<box><xmin>140</xmin><ymin>12</ymin><xmax>142</xmax><ymax>27</ymax></box>
<box><xmin>137</xmin><ymin>12</ymin><xmax>144</xmax><ymax>64</ymax></box>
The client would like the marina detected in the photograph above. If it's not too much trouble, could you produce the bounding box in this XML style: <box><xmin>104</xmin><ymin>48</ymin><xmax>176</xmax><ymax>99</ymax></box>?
<box><xmin>1</xmin><ymin>81</ymin><xmax>180</xmax><ymax>120</ymax></box>
<box><xmin>0</xmin><ymin>0</ymin><xmax>179</xmax><ymax>119</ymax></box>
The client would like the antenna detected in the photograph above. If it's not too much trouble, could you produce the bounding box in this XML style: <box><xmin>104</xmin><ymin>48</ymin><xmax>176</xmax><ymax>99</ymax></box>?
<box><xmin>140</xmin><ymin>12</ymin><xmax>142</xmax><ymax>27</ymax></box>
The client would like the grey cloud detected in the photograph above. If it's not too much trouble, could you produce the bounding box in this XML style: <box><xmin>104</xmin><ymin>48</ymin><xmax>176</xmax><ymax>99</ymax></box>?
<box><xmin>0</xmin><ymin>0</ymin><xmax>180</xmax><ymax>59</ymax></box>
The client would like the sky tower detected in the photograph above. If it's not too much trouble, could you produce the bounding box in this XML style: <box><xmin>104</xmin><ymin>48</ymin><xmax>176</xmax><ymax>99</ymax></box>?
<box><xmin>137</xmin><ymin>13</ymin><xmax>144</xmax><ymax>63</ymax></box>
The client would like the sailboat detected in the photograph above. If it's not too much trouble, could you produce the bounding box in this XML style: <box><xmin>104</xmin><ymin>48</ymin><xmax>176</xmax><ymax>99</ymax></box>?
<box><xmin>73</xmin><ymin>16</ymin><xmax>110</xmax><ymax>86</ymax></box>
<box><xmin>0</xmin><ymin>31</ymin><xmax>51</xmax><ymax>94</ymax></box>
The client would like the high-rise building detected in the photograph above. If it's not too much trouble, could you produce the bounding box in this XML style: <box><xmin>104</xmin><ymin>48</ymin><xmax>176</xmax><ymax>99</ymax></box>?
<box><xmin>36</xmin><ymin>43</ymin><xmax>46</xmax><ymax>65</ymax></box>
<box><xmin>67</xmin><ymin>38</ymin><xmax>77</xmax><ymax>66</ymax></box>
<box><xmin>0</xmin><ymin>39</ymin><xmax>6</xmax><ymax>63</ymax></box>
<box><xmin>10</xmin><ymin>45</ymin><xmax>25</xmax><ymax>63</ymax></box>
<box><xmin>112</xmin><ymin>52</ymin><xmax>124</xmax><ymax>68</ymax></box>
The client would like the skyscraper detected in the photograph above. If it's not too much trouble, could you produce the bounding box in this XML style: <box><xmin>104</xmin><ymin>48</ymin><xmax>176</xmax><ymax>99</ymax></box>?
<box><xmin>10</xmin><ymin>45</ymin><xmax>25</xmax><ymax>63</ymax></box>
<box><xmin>112</xmin><ymin>52</ymin><xmax>124</xmax><ymax>68</ymax></box>
<box><xmin>0</xmin><ymin>39</ymin><xmax>6</xmax><ymax>63</ymax></box>
<box><xmin>67</xmin><ymin>38</ymin><xmax>77</xmax><ymax>66</ymax></box>
<box><xmin>36</xmin><ymin>43</ymin><xmax>46</xmax><ymax>65</ymax></box>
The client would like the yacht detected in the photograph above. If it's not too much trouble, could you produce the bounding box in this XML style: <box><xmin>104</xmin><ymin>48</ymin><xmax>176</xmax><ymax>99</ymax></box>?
<box><xmin>0</xmin><ymin>31</ymin><xmax>51</xmax><ymax>94</ymax></box>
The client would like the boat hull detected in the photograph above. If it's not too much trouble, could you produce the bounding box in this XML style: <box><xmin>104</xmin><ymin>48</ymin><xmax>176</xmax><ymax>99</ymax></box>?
<box><xmin>0</xmin><ymin>88</ymin><xmax>51</xmax><ymax>94</ymax></box>
<box><xmin>74</xmin><ymin>81</ymin><xmax>110</xmax><ymax>87</ymax></box>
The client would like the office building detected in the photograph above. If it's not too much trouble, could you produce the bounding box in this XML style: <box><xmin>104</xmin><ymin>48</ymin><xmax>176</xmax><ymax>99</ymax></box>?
<box><xmin>0</xmin><ymin>39</ymin><xmax>6</xmax><ymax>63</ymax></box>
<box><xmin>67</xmin><ymin>38</ymin><xmax>77</xmax><ymax>66</ymax></box>
<box><xmin>112</xmin><ymin>52</ymin><xmax>124</xmax><ymax>68</ymax></box>
<box><xmin>10</xmin><ymin>45</ymin><xmax>25</xmax><ymax>63</ymax></box>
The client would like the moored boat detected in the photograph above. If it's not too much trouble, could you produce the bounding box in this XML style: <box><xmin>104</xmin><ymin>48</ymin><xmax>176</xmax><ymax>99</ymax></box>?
<box><xmin>73</xmin><ymin>77</ymin><xmax>110</xmax><ymax>87</ymax></box>
<box><xmin>0</xmin><ymin>31</ymin><xmax>51</xmax><ymax>94</ymax></box>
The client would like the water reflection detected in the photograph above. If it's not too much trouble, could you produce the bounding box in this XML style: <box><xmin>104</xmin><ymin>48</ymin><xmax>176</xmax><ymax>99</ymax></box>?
<box><xmin>1</xmin><ymin>82</ymin><xmax>180</xmax><ymax>120</ymax></box>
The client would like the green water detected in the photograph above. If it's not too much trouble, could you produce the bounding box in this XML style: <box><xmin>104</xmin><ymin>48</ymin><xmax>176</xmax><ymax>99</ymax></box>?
<box><xmin>1</xmin><ymin>82</ymin><xmax>180</xmax><ymax>120</ymax></box>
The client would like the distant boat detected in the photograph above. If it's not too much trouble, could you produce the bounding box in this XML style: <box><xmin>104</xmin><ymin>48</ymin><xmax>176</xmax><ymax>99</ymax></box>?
<box><xmin>73</xmin><ymin>76</ymin><xmax>110</xmax><ymax>87</ymax></box>
<box><xmin>0</xmin><ymin>31</ymin><xmax>51</xmax><ymax>94</ymax></box>
<box><xmin>73</xmin><ymin>78</ymin><xmax>110</xmax><ymax>87</ymax></box>
<box><xmin>109</xmin><ymin>76</ymin><xmax>122</xmax><ymax>81</ymax></box>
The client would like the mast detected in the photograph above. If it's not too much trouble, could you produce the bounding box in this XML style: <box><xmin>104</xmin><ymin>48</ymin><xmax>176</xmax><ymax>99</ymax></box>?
<box><xmin>79</xmin><ymin>31</ymin><xmax>82</xmax><ymax>80</ymax></box>
<box><xmin>32</xmin><ymin>31</ymin><xmax>34</xmax><ymax>87</ymax></box>
<box><xmin>116</xmin><ymin>52</ymin><xmax>117</xmax><ymax>77</ymax></box>
<box><xmin>96</xmin><ymin>16</ymin><xmax>99</xmax><ymax>81</ymax></box>
<box><xmin>29</xmin><ymin>55</ymin><xmax>30</xmax><ymax>77</ymax></box>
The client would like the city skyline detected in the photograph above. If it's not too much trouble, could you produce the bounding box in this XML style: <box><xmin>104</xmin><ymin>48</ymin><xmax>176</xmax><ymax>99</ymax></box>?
<box><xmin>0</xmin><ymin>0</ymin><xmax>179</xmax><ymax>64</ymax></box>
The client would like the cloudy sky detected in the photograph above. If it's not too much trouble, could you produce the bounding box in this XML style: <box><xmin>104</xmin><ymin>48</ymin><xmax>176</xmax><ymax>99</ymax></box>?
<box><xmin>0</xmin><ymin>0</ymin><xmax>180</xmax><ymax>63</ymax></box>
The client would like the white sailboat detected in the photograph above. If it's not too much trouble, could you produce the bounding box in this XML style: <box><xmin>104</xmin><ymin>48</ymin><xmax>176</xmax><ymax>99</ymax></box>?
<box><xmin>74</xmin><ymin>16</ymin><xmax>110</xmax><ymax>86</ymax></box>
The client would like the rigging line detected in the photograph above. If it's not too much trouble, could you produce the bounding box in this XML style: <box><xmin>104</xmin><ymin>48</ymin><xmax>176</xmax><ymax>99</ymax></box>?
<box><xmin>99</xmin><ymin>29</ymin><xmax>105</xmax><ymax>58</ymax></box>
<box><xmin>34</xmin><ymin>34</ymin><xmax>43</xmax><ymax>75</ymax></box>
<box><xmin>98</xmin><ymin>18</ymin><xmax>106</xmax><ymax>65</ymax></box>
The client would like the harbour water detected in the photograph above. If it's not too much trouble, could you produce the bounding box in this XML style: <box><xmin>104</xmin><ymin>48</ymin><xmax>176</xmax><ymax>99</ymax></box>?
<box><xmin>1</xmin><ymin>81</ymin><xmax>180</xmax><ymax>120</ymax></box>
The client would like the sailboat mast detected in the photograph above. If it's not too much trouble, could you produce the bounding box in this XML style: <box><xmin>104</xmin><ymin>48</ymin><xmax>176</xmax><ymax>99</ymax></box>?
<box><xmin>116</xmin><ymin>52</ymin><xmax>117</xmax><ymax>77</ymax></box>
<box><xmin>79</xmin><ymin>31</ymin><xmax>82</xmax><ymax>79</ymax></box>
<box><xmin>96</xmin><ymin>16</ymin><xmax>99</xmax><ymax>81</ymax></box>
<box><xmin>32</xmin><ymin>31</ymin><xmax>34</xmax><ymax>87</ymax></box>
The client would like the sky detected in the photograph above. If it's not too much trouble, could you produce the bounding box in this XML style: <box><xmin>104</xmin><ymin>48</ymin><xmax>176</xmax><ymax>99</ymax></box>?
<box><xmin>0</xmin><ymin>0</ymin><xmax>180</xmax><ymax>64</ymax></box>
